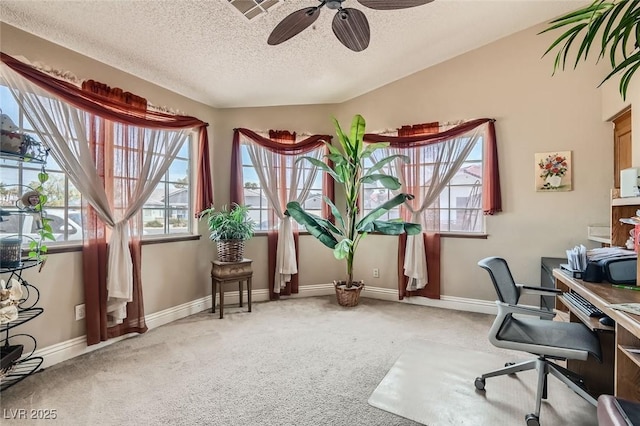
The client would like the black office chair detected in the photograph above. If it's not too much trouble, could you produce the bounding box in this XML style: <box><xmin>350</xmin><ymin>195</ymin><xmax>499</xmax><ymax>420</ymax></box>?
<box><xmin>476</xmin><ymin>257</ymin><xmax>602</xmax><ymax>426</ymax></box>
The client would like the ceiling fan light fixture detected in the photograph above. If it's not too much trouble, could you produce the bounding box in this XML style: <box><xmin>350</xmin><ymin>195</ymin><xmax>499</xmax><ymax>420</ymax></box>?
<box><xmin>326</xmin><ymin>1</ymin><xmax>344</xmax><ymax>10</ymax></box>
<box><xmin>268</xmin><ymin>0</ymin><xmax>433</xmax><ymax>51</ymax></box>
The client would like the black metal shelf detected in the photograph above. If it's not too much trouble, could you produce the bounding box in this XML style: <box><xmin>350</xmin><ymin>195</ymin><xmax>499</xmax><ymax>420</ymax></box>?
<box><xmin>0</xmin><ymin>356</ymin><xmax>43</xmax><ymax>391</ymax></box>
<box><xmin>0</xmin><ymin>308</ymin><xmax>43</xmax><ymax>334</ymax></box>
<box><xmin>0</xmin><ymin>149</ymin><xmax>47</xmax><ymax>392</ymax></box>
<box><xmin>0</xmin><ymin>259</ymin><xmax>42</xmax><ymax>274</ymax></box>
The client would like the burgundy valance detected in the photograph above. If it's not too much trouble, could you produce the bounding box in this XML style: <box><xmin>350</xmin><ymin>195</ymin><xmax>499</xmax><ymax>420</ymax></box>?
<box><xmin>234</xmin><ymin>127</ymin><xmax>332</xmax><ymax>155</ymax></box>
<box><xmin>1</xmin><ymin>52</ymin><xmax>207</xmax><ymax>130</ymax></box>
<box><xmin>364</xmin><ymin>118</ymin><xmax>501</xmax><ymax>215</ymax></box>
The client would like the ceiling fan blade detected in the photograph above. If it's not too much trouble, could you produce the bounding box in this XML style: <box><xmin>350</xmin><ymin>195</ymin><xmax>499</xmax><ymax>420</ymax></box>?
<box><xmin>268</xmin><ymin>7</ymin><xmax>321</xmax><ymax>45</ymax></box>
<box><xmin>332</xmin><ymin>8</ymin><xmax>370</xmax><ymax>52</ymax></box>
<box><xmin>356</xmin><ymin>0</ymin><xmax>434</xmax><ymax>10</ymax></box>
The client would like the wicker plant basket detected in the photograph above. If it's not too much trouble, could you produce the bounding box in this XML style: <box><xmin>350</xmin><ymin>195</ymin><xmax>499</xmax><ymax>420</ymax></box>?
<box><xmin>217</xmin><ymin>239</ymin><xmax>245</xmax><ymax>262</ymax></box>
<box><xmin>334</xmin><ymin>280</ymin><xmax>364</xmax><ymax>307</ymax></box>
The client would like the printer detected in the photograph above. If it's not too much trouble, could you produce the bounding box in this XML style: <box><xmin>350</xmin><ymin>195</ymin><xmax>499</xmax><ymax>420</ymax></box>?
<box><xmin>584</xmin><ymin>255</ymin><xmax>637</xmax><ymax>285</ymax></box>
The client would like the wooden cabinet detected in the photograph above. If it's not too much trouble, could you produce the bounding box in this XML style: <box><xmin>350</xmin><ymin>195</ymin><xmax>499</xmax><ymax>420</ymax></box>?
<box><xmin>613</xmin><ymin>109</ymin><xmax>632</xmax><ymax>189</ymax></box>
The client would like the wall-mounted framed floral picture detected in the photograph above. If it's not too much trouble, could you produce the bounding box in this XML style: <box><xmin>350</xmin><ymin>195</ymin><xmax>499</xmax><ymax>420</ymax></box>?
<box><xmin>535</xmin><ymin>151</ymin><xmax>572</xmax><ymax>192</ymax></box>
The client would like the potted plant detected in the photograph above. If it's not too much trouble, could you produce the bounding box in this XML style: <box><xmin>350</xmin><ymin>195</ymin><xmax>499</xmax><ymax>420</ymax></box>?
<box><xmin>200</xmin><ymin>203</ymin><xmax>255</xmax><ymax>262</ymax></box>
<box><xmin>285</xmin><ymin>114</ymin><xmax>421</xmax><ymax>307</ymax></box>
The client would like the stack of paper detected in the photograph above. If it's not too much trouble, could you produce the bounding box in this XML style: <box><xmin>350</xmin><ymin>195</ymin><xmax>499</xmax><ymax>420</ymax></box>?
<box><xmin>566</xmin><ymin>245</ymin><xmax>587</xmax><ymax>271</ymax></box>
<box><xmin>587</xmin><ymin>247</ymin><xmax>637</xmax><ymax>262</ymax></box>
<box><xmin>608</xmin><ymin>303</ymin><xmax>640</xmax><ymax>316</ymax></box>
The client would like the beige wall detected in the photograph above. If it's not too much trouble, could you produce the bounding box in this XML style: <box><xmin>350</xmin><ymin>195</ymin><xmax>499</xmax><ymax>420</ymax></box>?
<box><xmin>0</xmin><ymin>19</ymin><xmax>632</xmax><ymax>349</ymax></box>
<box><xmin>338</xmin><ymin>22</ymin><xmax>615</xmax><ymax>301</ymax></box>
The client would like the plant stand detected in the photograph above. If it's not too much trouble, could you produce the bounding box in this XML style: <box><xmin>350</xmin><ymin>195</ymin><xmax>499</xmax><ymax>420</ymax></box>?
<box><xmin>334</xmin><ymin>281</ymin><xmax>364</xmax><ymax>307</ymax></box>
<box><xmin>211</xmin><ymin>259</ymin><xmax>252</xmax><ymax>319</ymax></box>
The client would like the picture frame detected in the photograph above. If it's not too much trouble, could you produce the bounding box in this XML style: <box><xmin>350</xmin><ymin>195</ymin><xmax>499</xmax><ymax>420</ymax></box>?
<box><xmin>535</xmin><ymin>151</ymin><xmax>572</xmax><ymax>192</ymax></box>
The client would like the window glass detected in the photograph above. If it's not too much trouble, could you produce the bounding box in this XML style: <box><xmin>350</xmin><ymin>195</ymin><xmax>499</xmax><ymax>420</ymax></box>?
<box><xmin>362</xmin><ymin>138</ymin><xmax>484</xmax><ymax>234</ymax></box>
<box><xmin>240</xmin><ymin>141</ymin><xmax>325</xmax><ymax>231</ymax></box>
<box><xmin>2</xmin><ymin>84</ymin><xmax>193</xmax><ymax>244</ymax></box>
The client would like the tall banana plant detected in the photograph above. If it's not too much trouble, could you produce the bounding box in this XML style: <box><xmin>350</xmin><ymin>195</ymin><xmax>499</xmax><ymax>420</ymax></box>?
<box><xmin>285</xmin><ymin>114</ymin><xmax>421</xmax><ymax>287</ymax></box>
<box><xmin>540</xmin><ymin>0</ymin><xmax>639</xmax><ymax>100</ymax></box>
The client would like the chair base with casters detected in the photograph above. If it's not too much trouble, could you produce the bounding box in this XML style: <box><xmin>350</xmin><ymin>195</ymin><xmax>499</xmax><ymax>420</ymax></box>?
<box><xmin>474</xmin><ymin>355</ymin><xmax>597</xmax><ymax>426</ymax></box>
<box><xmin>477</xmin><ymin>257</ymin><xmax>602</xmax><ymax>426</ymax></box>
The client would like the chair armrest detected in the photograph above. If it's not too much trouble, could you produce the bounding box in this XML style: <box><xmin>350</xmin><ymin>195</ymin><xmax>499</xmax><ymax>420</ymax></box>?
<box><xmin>517</xmin><ymin>284</ymin><xmax>563</xmax><ymax>296</ymax></box>
<box><xmin>496</xmin><ymin>301</ymin><xmax>556</xmax><ymax>320</ymax></box>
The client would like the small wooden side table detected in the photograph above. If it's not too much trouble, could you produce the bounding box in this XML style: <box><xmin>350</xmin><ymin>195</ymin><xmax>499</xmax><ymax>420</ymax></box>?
<box><xmin>211</xmin><ymin>259</ymin><xmax>252</xmax><ymax>319</ymax></box>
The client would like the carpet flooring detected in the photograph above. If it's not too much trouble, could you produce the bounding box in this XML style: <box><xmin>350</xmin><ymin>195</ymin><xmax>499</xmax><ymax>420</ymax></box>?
<box><xmin>0</xmin><ymin>296</ymin><xmax>597</xmax><ymax>425</ymax></box>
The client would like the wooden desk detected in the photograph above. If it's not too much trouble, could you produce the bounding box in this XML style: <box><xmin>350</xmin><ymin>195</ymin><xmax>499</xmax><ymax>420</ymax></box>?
<box><xmin>553</xmin><ymin>269</ymin><xmax>640</xmax><ymax>402</ymax></box>
<box><xmin>211</xmin><ymin>259</ymin><xmax>252</xmax><ymax>319</ymax></box>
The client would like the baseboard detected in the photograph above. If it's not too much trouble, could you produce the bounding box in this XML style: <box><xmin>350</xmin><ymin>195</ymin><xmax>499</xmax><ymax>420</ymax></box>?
<box><xmin>33</xmin><ymin>283</ymin><xmax>494</xmax><ymax>369</ymax></box>
<box><xmin>361</xmin><ymin>286</ymin><xmax>498</xmax><ymax>315</ymax></box>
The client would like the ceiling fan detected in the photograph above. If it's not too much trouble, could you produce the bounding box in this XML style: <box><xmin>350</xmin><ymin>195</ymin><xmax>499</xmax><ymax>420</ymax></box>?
<box><xmin>267</xmin><ymin>0</ymin><xmax>434</xmax><ymax>52</ymax></box>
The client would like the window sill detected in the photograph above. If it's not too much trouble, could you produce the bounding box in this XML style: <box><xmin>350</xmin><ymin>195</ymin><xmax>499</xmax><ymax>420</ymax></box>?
<box><xmin>252</xmin><ymin>231</ymin><xmax>487</xmax><ymax>239</ymax></box>
<box><xmin>23</xmin><ymin>234</ymin><xmax>202</xmax><ymax>255</ymax></box>
<box><xmin>440</xmin><ymin>232</ymin><xmax>488</xmax><ymax>239</ymax></box>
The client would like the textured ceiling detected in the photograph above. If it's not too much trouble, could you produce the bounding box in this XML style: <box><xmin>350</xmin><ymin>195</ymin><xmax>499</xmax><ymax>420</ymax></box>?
<box><xmin>0</xmin><ymin>0</ymin><xmax>588</xmax><ymax>109</ymax></box>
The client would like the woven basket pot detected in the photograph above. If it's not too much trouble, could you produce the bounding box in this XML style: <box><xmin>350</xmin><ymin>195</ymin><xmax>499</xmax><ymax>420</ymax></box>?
<box><xmin>216</xmin><ymin>239</ymin><xmax>245</xmax><ymax>262</ymax></box>
<box><xmin>333</xmin><ymin>280</ymin><xmax>364</xmax><ymax>307</ymax></box>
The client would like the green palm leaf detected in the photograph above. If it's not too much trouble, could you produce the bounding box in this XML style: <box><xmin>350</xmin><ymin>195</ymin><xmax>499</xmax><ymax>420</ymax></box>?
<box><xmin>541</xmin><ymin>0</ymin><xmax>640</xmax><ymax>99</ymax></box>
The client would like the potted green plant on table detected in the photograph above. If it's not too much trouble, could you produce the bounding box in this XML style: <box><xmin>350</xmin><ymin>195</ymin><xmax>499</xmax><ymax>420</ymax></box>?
<box><xmin>285</xmin><ymin>114</ymin><xmax>421</xmax><ymax>307</ymax></box>
<box><xmin>200</xmin><ymin>203</ymin><xmax>255</xmax><ymax>262</ymax></box>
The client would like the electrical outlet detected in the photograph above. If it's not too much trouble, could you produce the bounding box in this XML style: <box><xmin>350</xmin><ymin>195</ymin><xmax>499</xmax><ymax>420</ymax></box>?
<box><xmin>75</xmin><ymin>304</ymin><xmax>86</xmax><ymax>321</ymax></box>
<box><xmin>373</xmin><ymin>268</ymin><xmax>380</xmax><ymax>278</ymax></box>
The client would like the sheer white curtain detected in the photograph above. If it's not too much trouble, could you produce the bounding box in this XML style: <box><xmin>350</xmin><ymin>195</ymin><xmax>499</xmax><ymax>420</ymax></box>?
<box><xmin>370</xmin><ymin>125</ymin><xmax>484</xmax><ymax>290</ymax></box>
<box><xmin>243</xmin><ymin>135</ymin><xmax>323</xmax><ymax>293</ymax></box>
<box><xmin>1</xmin><ymin>63</ymin><xmax>190</xmax><ymax>322</ymax></box>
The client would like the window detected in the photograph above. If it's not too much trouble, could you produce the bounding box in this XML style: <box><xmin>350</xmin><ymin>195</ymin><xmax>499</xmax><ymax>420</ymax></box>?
<box><xmin>362</xmin><ymin>137</ymin><xmax>485</xmax><ymax>234</ymax></box>
<box><xmin>1</xmin><ymin>85</ymin><xmax>83</xmax><ymax>244</ymax></box>
<box><xmin>1</xmin><ymin>84</ymin><xmax>193</xmax><ymax>244</ymax></box>
<box><xmin>142</xmin><ymin>139</ymin><xmax>192</xmax><ymax>236</ymax></box>
<box><xmin>240</xmin><ymin>143</ymin><xmax>323</xmax><ymax>231</ymax></box>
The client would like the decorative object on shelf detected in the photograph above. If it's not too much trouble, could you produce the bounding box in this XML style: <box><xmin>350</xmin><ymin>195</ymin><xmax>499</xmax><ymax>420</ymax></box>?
<box><xmin>0</xmin><ymin>238</ymin><xmax>22</xmax><ymax>268</ymax></box>
<box><xmin>0</xmin><ymin>278</ymin><xmax>22</xmax><ymax>324</ymax></box>
<box><xmin>535</xmin><ymin>151</ymin><xmax>572</xmax><ymax>192</ymax></box>
<box><xmin>18</xmin><ymin>190</ymin><xmax>40</xmax><ymax>211</ymax></box>
<box><xmin>199</xmin><ymin>203</ymin><xmax>255</xmax><ymax>262</ymax></box>
<box><xmin>0</xmin><ymin>113</ymin><xmax>45</xmax><ymax>161</ymax></box>
<box><xmin>539</xmin><ymin>0</ymin><xmax>639</xmax><ymax>100</ymax></box>
<box><xmin>285</xmin><ymin>114</ymin><xmax>421</xmax><ymax>307</ymax></box>
<box><xmin>0</xmin><ymin>344</ymin><xmax>23</xmax><ymax>374</ymax></box>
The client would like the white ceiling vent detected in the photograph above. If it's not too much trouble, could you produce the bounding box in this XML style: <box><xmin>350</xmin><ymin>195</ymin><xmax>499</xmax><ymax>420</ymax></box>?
<box><xmin>227</xmin><ymin>0</ymin><xmax>281</xmax><ymax>20</ymax></box>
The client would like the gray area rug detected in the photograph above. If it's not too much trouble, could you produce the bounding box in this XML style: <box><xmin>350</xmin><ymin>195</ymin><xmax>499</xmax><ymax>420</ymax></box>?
<box><xmin>0</xmin><ymin>296</ymin><xmax>596</xmax><ymax>425</ymax></box>
<box><xmin>368</xmin><ymin>339</ymin><xmax>597</xmax><ymax>426</ymax></box>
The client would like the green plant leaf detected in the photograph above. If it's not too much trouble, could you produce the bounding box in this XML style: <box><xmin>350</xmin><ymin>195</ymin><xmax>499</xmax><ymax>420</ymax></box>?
<box><xmin>364</xmin><ymin>154</ymin><xmax>409</xmax><ymax>176</ymax></box>
<box><xmin>332</xmin><ymin>117</ymin><xmax>352</xmax><ymax>158</ymax></box>
<box><xmin>38</xmin><ymin>172</ymin><xmax>48</xmax><ymax>183</ymax></box>
<box><xmin>333</xmin><ymin>239</ymin><xmax>352</xmax><ymax>260</ymax></box>
<box><xmin>349</xmin><ymin>114</ymin><xmax>366</xmax><ymax>158</ymax></box>
<box><xmin>360</xmin><ymin>220</ymin><xmax>422</xmax><ymax>235</ymax></box>
<box><xmin>297</xmin><ymin>156</ymin><xmax>341</xmax><ymax>182</ymax></box>
<box><xmin>359</xmin><ymin>174</ymin><xmax>402</xmax><ymax>190</ymax></box>
<box><xmin>356</xmin><ymin>193</ymin><xmax>414</xmax><ymax>231</ymax></box>
<box><xmin>285</xmin><ymin>201</ymin><xmax>338</xmax><ymax>249</ymax></box>
<box><xmin>323</xmin><ymin>196</ymin><xmax>345</xmax><ymax>230</ymax></box>
<box><xmin>360</xmin><ymin>142</ymin><xmax>389</xmax><ymax>159</ymax></box>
